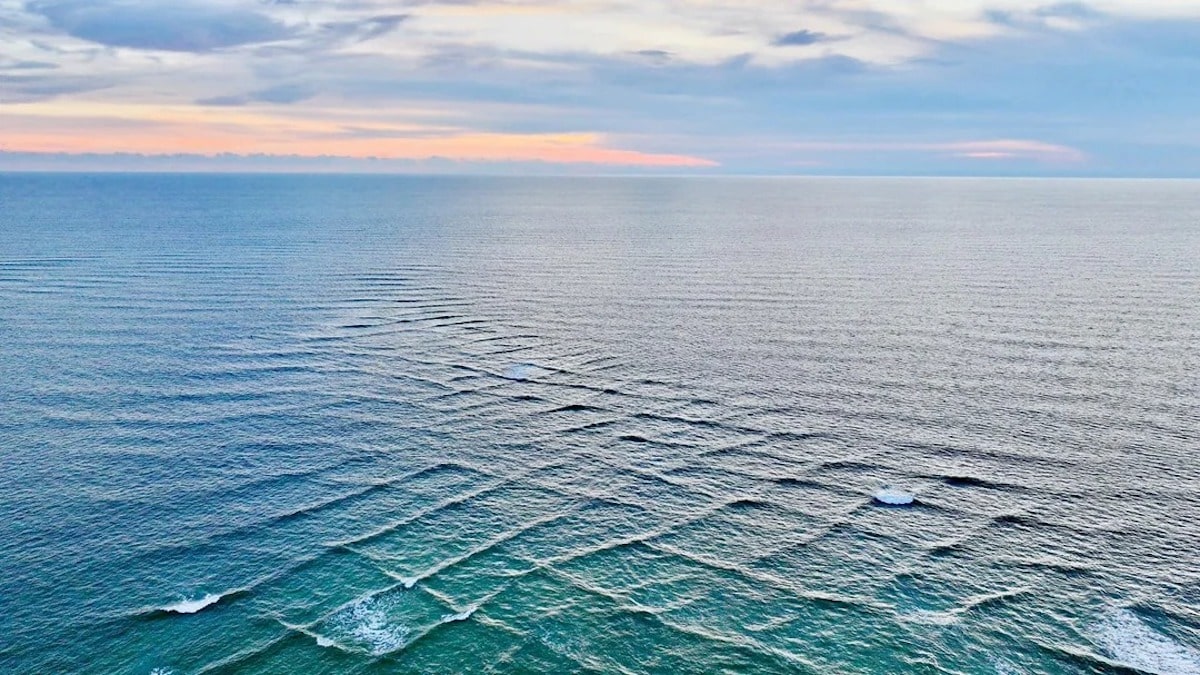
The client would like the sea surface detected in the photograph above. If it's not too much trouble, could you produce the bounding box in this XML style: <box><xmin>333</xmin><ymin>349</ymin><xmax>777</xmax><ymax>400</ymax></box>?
<box><xmin>0</xmin><ymin>174</ymin><xmax>1198</xmax><ymax>674</ymax></box>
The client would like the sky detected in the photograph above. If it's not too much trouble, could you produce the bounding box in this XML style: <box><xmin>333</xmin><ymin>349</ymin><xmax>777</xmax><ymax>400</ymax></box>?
<box><xmin>1</xmin><ymin>0</ymin><xmax>1198</xmax><ymax>175</ymax></box>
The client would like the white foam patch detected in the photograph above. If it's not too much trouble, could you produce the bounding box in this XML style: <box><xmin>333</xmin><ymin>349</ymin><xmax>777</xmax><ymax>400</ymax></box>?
<box><xmin>325</xmin><ymin>596</ymin><xmax>410</xmax><ymax>656</ymax></box>
<box><xmin>1096</xmin><ymin>609</ymin><xmax>1200</xmax><ymax>675</ymax></box>
<box><xmin>149</xmin><ymin>669</ymin><xmax>175</xmax><ymax>675</ymax></box>
<box><xmin>161</xmin><ymin>593</ymin><xmax>222</xmax><ymax>614</ymax></box>
<box><xmin>315</xmin><ymin>635</ymin><xmax>335</xmax><ymax>648</ymax></box>
<box><xmin>873</xmin><ymin>486</ymin><xmax>915</xmax><ymax>505</ymax></box>
<box><xmin>400</xmin><ymin>577</ymin><xmax>419</xmax><ymax>589</ymax></box>
<box><xmin>504</xmin><ymin>363</ymin><xmax>536</xmax><ymax>380</ymax></box>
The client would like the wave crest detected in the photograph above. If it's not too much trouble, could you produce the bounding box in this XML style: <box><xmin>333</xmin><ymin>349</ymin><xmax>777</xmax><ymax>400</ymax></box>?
<box><xmin>160</xmin><ymin>594</ymin><xmax>222</xmax><ymax>614</ymax></box>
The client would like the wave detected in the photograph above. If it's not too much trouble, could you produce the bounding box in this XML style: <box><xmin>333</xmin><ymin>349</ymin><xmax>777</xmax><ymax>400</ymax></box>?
<box><xmin>960</xmin><ymin>587</ymin><xmax>1031</xmax><ymax>613</ymax></box>
<box><xmin>647</xmin><ymin>540</ymin><xmax>871</xmax><ymax>610</ymax></box>
<box><xmin>1094</xmin><ymin>608</ymin><xmax>1200</xmax><ymax>675</ymax></box>
<box><xmin>940</xmin><ymin>475</ymin><xmax>1015</xmax><ymax>490</ymax></box>
<box><xmin>486</xmin><ymin>565</ymin><xmax>811</xmax><ymax>671</ymax></box>
<box><xmin>992</xmin><ymin>513</ymin><xmax>1034</xmax><ymax>526</ymax></box>
<box><xmin>160</xmin><ymin>593</ymin><xmax>224</xmax><ymax>614</ymax></box>
<box><xmin>772</xmin><ymin>477</ymin><xmax>826</xmax><ymax>488</ymax></box>
<box><xmin>896</xmin><ymin>609</ymin><xmax>960</xmax><ymax>626</ymax></box>
<box><xmin>374</xmin><ymin>507</ymin><xmax>575</xmax><ymax>590</ymax></box>
<box><xmin>725</xmin><ymin>498</ymin><xmax>772</xmax><ymax>509</ymax></box>
<box><xmin>331</xmin><ymin>477</ymin><xmax>505</xmax><ymax>549</ymax></box>
<box><xmin>893</xmin><ymin>587</ymin><xmax>1030</xmax><ymax>626</ymax></box>
<box><xmin>545</xmin><ymin>403</ymin><xmax>607</xmax><ymax>414</ymax></box>
<box><xmin>559</xmin><ymin>419</ymin><xmax>620</xmax><ymax>434</ymax></box>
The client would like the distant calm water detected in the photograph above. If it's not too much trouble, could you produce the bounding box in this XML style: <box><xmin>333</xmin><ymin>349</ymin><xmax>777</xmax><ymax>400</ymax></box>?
<box><xmin>1</xmin><ymin>174</ymin><xmax>1198</xmax><ymax>674</ymax></box>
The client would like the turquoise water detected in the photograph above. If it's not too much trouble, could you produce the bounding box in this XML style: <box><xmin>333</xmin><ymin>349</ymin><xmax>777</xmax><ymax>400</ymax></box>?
<box><xmin>0</xmin><ymin>175</ymin><xmax>1198</xmax><ymax>674</ymax></box>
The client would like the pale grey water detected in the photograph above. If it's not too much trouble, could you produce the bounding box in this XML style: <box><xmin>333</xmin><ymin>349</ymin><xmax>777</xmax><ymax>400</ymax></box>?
<box><xmin>0</xmin><ymin>175</ymin><xmax>1198</xmax><ymax>674</ymax></box>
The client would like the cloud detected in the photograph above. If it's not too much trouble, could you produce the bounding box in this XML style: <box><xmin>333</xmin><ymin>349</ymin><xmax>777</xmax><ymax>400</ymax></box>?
<box><xmin>196</xmin><ymin>83</ymin><xmax>317</xmax><ymax>106</ymax></box>
<box><xmin>27</xmin><ymin>0</ymin><xmax>294</xmax><ymax>52</ymax></box>
<box><xmin>943</xmin><ymin>139</ymin><xmax>1087</xmax><ymax>162</ymax></box>
<box><xmin>633</xmin><ymin>49</ymin><xmax>673</xmax><ymax>62</ymax></box>
<box><xmin>986</xmin><ymin>1</ymin><xmax>1103</xmax><ymax>29</ymax></box>
<box><xmin>0</xmin><ymin>73</ymin><xmax>109</xmax><ymax>103</ymax></box>
<box><xmin>0</xmin><ymin>149</ymin><xmax>714</xmax><ymax>174</ymax></box>
<box><xmin>772</xmin><ymin>30</ymin><xmax>833</xmax><ymax>47</ymax></box>
<box><xmin>777</xmin><ymin>139</ymin><xmax>1086</xmax><ymax>163</ymax></box>
<box><xmin>1035</xmin><ymin>2</ymin><xmax>1100</xmax><ymax>20</ymax></box>
<box><xmin>5</xmin><ymin>1</ymin><xmax>1200</xmax><ymax>175</ymax></box>
<box><xmin>0</xmin><ymin>100</ymin><xmax>719</xmax><ymax>167</ymax></box>
<box><xmin>307</xmin><ymin>13</ymin><xmax>409</xmax><ymax>48</ymax></box>
<box><xmin>0</xmin><ymin>60</ymin><xmax>59</xmax><ymax>71</ymax></box>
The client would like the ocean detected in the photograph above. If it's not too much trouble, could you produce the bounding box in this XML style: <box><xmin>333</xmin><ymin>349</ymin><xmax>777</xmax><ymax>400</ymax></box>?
<box><xmin>0</xmin><ymin>174</ymin><xmax>1197</xmax><ymax>674</ymax></box>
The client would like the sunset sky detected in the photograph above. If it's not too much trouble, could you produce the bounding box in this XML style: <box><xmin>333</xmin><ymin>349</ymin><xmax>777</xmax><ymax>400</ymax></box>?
<box><xmin>1</xmin><ymin>0</ymin><xmax>1198</xmax><ymax>174</ymax></box>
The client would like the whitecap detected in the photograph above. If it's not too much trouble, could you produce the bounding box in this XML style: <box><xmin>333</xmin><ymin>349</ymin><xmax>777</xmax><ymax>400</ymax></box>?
<box><xmin>315</xmin><ymin>635</ymin><xmax>335</xmax><ymax>648</ymax></box>
<box><xmin>872</xmin><ymin>486</ymin><xmax>915</xmax><ymax>506</ymax></box>
<box><xmin>441</xmin><ymin>606</ymin><xmax>477</xmax><ymax>624</ymax></box>
<box><xmin>1095</xmin><ymin>608</ymin><xmax>1200</xmax><ymax>675</ymax></box>
<box><xmin>400</xmin><ymin>577</ymin><xmax>419</xmax><ymax>589</ymax></box>
<box><xmin>161</xmin><ymin>593</ymin><xmax>222</xmax><ymax>614</ymax></box>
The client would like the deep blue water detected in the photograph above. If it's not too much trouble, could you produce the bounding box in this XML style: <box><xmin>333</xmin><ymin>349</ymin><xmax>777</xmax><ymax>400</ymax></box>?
<box><xmin>1</xmin><ymin>174</ymin><xmax>1198</xmax><ymax>674</ymax></box>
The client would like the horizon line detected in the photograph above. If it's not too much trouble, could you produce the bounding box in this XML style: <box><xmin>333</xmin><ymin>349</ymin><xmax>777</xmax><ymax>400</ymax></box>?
<box><xmin>3</xmin><ymin>168</ymin><xmax>1199</xmax><ymax>181</ymax></box>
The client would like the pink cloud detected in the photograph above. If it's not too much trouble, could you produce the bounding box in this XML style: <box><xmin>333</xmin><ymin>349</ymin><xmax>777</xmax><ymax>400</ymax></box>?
<box><xmin>942</xmin><ymin>140</ymin><xmax>1087</xmax><ymax>163</ymax></box>
<box><xmin>787</xmin><ymin>138</ymin><xmax>1087</xmax><ymax>164</ymax></box>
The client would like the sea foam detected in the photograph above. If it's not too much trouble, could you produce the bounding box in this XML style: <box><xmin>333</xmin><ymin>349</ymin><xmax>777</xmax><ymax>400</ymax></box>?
<box><xmin>872</xmin><ymin>486</ymin><xmax>915</xmax><ymax>506</ymax></box>
<box><xmin>1096</xmin><ymin>609</ymin><xmax>1200</xmax><ymax>675</ymax></box>
<box><xmin>992</xmin><ymin>660</ymin><xmax>1026</xmax><ymax>675</ymax></box>
<box><xmin>504</xmin><ymin>363</ymin><xmax>536</xmax><ymax>380</ymax></box>
<box><xmin>324</xmin><ymin>596</ymin><xmax>410</xmax><ymax>656</ymax></box>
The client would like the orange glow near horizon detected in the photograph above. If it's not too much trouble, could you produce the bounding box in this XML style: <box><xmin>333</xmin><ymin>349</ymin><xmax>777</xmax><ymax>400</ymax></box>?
<box><xmin>0</xmin><ymin>103</ymin><xmax>719</xmax><ymax>168</ymax></box>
